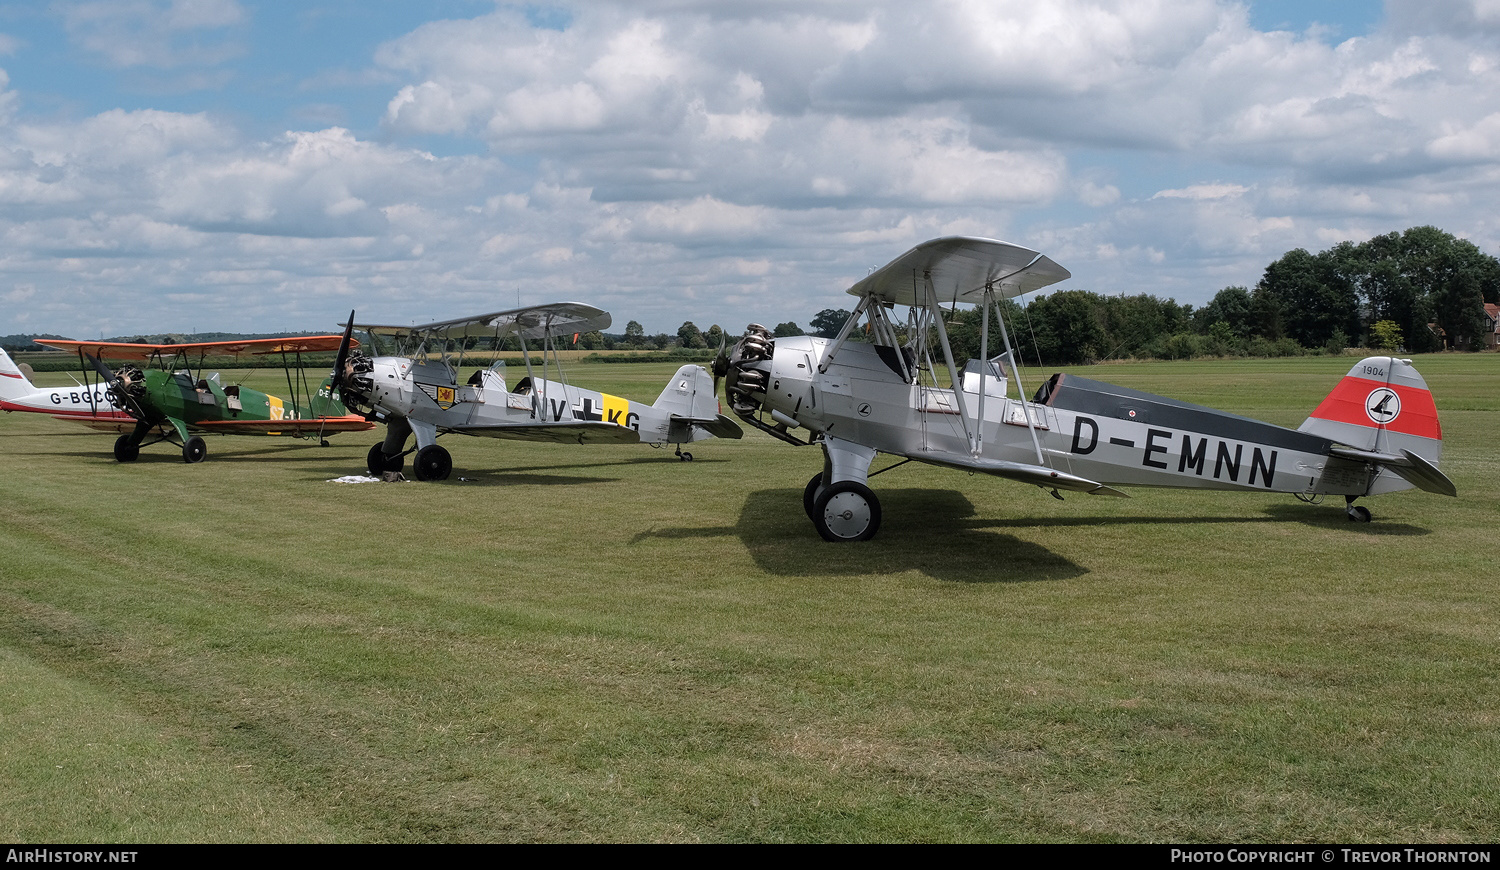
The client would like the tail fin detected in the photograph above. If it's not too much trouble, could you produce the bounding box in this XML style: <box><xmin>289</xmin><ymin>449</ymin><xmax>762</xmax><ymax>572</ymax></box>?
<box><xmin>653</xmin><ymin>364</ymin><xmax>719</xmax><ymax>419</ymax></box>
<box><xmin>311</xmin><ymin>375</ymin><xmax>352</xmax><ymax>418</ymax></box>
<box><xmin>1300</xmin><ymin>356</ymin><xmax>1451</xmax><ymax>495</ymax></box>
<box><xmin>0</xmin><ymin>347</ymin><xmax>37</xmax><ymax>401</ymax></box>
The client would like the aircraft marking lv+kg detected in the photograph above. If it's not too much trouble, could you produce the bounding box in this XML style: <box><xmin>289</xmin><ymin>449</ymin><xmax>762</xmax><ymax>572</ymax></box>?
<box><xmin>329</xmin><ymin>302</ymin><xmax>742</xmax><ymax>481</ymax></box>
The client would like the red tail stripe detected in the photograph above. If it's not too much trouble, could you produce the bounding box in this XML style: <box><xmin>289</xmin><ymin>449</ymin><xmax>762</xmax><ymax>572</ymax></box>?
<box><xmin>1308</xmin><ymin>377</ymin><xmax>1441</xmax><ymax>440</ymax></box>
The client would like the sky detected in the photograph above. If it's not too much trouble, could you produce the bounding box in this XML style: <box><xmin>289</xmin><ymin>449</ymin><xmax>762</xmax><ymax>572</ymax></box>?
<box><xmin>1</xmin><ymin>0</ymin><xmax>1498</xmax><ymax>339</ymax></box>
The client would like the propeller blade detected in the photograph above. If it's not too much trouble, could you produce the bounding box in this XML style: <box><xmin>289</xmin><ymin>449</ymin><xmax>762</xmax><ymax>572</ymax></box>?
<box><xmin>84</xmin><ymin>352</ymin><xmax>115</xmax><ymax>383</ymax></box>
<box><xmin>331</xmin><ymin>310</ymin><xmax>355</xmax><ymax>392</ymax></box>
<box><xmin>711</xmin><ymin>335</ymin><xmax>729</xmax><ymax>395</ymax></box>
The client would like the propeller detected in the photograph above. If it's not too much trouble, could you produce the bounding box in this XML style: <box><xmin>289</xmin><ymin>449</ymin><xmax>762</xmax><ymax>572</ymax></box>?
<box><xmin>331</xmin><ymin>310</ymin><xmax>355</xmax><ymax>396</ymax></box>
<box><xmin>86</xmin><ymin>352</ymin><xmax>147</xmax><ymax>419</ymax></box>
<box><xmin>720</xmin><ymin>324</ymin><xmax>775</xmax><ymax>416</ymax></box>
<box><xmin>710</xmin><ymin>335</ymin><xmax>730</xmax><ymax>396</ymax></box>
<box><xmin>329</xmin><ymin>311</ymin><xmax>378</xmax><ymax>418</ymax></box>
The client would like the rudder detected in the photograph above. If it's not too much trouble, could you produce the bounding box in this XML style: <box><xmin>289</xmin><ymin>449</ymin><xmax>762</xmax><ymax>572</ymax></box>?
<box><xmin>0</xmin><ymin>347</ymin><xmax>37</xmax><ymax>401</ymax></box>
<box><xmin>653</xmin><ymin>364</ymin><xmax>718</xmax><ymax>419</ymax></box>
<box><xmin>1298</xmin><ymin>356</ymin><xmax>1442</xmax><ymax>465</ymax></box>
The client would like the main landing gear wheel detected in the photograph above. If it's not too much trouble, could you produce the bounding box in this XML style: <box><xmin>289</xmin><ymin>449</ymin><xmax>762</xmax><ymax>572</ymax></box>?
<box><xmin>1347</xmin><ymin>505</ymin><xmax>1372</xmax><ymax>523</ymax></box>
<box><xmin>812</xmin><ymin>480</ymin><xmax>881</xmax><ymax>543</ymax></box>
<box><xmin>367</xmin><ymin>442</ymin><xmax>404</xmax><ymax>476</ymax></box>
<box><xmin>113</xmin><ymin>435</ymin><xmax>140</xmax><ymax>463</ymax></box>
<box><xmin>414</xmin><ymin>444</ymin><xmax>453</xmax><ymax>482</ymax></box>
<box><xmin>182</xmin><ymin>436</ymin><xmax>207</xmax><ymax>464</ymax></box>
<box><xmin>803</xmin><ymin>472</ymin><xmax>825</xmax><ymax>521</ymax></box>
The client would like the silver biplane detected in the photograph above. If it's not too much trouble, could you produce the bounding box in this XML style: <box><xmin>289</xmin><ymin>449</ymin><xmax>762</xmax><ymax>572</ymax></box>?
<box><xmin>331</xmin><ymin>302</ymin><xmax>742</xmax><ymax>480</ymax></box>
<box><xmin>721</xmin><ymin>236</ymin><xmax>1457</xmax><ymax>541</ymax></box>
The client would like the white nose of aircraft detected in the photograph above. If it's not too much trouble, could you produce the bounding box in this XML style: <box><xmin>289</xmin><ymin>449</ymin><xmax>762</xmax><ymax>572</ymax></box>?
<box><xmin>365</xmin><ymin>357</ymin><xmax>415</xmax><ymax>415</ymax></box>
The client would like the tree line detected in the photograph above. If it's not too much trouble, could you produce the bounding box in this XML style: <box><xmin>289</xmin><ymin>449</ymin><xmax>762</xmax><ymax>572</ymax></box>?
<box><xmin>797</xmin><ymin>226</ymin><xmax>1500</xmax><ymax>366</ymax></box>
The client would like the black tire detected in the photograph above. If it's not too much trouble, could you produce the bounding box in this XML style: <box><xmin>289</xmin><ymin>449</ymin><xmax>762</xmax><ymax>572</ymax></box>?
<box><xmin>113</xmin><ymin>434</ymin><xmax>140</xmax><ymax>463</ymax></box>
<box><xmin>182</xmin><ymin>436</ymin><xmax>207</xmax><ymax>464</ymax></box>
<box><xmin>680</xmin><ymin>451</ymin><xmax>693</xmax><ymax>462</ymax></box>
<box><xmin>802</xmin><ymin>472</ymin><xmax>824</xmax><ymax>521</ymax></box>
<box><xmin>367</xmin><ymin>442</ymin><xmax>404</xmax><ymax>476</ymax></box>
<box><xmin>414</xmin><ymin>444</ymin><xmax>453</xmax><ymax>482</ymax></box>
<box><xmin>812</xmin><ymin>480</ymin><xmax>881</xmax><ymax>542</ymax></box>
<box><xmin>1348</xmin><ymin>505</ymin><xmax>1372</xmax><ymax>523</ymax></box>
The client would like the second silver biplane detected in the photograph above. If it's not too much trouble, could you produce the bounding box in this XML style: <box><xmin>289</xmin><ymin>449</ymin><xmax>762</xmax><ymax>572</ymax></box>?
<box><xmin>721</xmin><ymin>236</ymin><xmax>1457</xmax><ymax>541</ymax></box>
<box><xmin>330</xmin><ymin>303</ymin><xmax>742</xmax><ymax>480</ymax></box>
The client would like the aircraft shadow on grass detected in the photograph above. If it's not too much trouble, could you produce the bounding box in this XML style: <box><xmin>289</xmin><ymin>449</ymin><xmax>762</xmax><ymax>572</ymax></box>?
<box><xmin>304</xmin><ymin>454</ymin><xmax>730</xmax><ymax>487</ymax></box>
<box><xmin>967</xmin><ymin>504</ymin><xmax>1429</xmax><ymax>536</ymax></box>
<box><xmin>634</xmin><ymin>487</ymin><xmax>1432</xmax><ymax>583</ymax></box>
<box><xmin>634</xmin><ymin>487</ymin><xmax>1086</xmax><ymax>584</ymax></box>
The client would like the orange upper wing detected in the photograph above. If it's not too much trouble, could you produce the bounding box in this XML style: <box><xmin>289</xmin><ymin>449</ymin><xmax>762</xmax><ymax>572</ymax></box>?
<box><xmin>35</xmin><ymin>336</ymin><xmax>356</xmax><ymax>361</ymax></box>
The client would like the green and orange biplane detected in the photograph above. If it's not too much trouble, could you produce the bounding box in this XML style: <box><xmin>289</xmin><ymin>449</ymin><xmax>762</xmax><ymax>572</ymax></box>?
<box><xmin>37</xmin><ymin>336</ymin><xmax>375</xmax><ymax>463</ymax></box>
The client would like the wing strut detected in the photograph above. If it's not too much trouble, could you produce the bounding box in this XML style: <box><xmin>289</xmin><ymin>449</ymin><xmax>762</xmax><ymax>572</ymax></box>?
<box><xmin>922</xmin><ymin>271</ymin><xmax>977</xmax><ymax>454</ymax></box>
<box><xmin>816</xmin><ymin>295</ymin><xmax>873</xmax><ymax>374</ymax></box>
<box><xmin>989</xmin><ymin>282</ymin><xmax>1046</xmax><ymax>466</ymax></box>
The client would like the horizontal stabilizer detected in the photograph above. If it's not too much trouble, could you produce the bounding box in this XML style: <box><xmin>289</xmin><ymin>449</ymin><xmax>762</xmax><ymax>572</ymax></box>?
<box><xmin>670</xmin><ymin>413</ymin><xmax>744</xmax><ymax>440</ymax></box>
<box><xmin>929</xmin><ymin>454</ymin><xmax>1130</xmax><ymax>497</ymax></box>
<box><xmin>1327</xmin><ymin>445</ymin><xmax>1458</xmax><ymax>497</ymax></box>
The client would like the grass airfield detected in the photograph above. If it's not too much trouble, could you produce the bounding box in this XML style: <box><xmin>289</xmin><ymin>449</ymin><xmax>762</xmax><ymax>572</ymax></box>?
<box><xmin>0</xmin><ymin>354</ymin><xmax>1496</xmax><ymax>843</ymax></box>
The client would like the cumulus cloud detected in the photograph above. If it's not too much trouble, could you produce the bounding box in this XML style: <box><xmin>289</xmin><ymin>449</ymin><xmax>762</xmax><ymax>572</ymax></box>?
<box><xmin>58</xmin><ymin>0</ymin><xmax>246</xmax><ymax>69</ymax></box>
<box><xmin>4</xmin><ymin>0</ymin><xmax>1500</xmax><ymax>338</ymax></box>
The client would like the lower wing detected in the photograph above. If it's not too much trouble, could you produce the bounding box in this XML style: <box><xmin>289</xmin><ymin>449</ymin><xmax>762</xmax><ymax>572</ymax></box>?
<box><xmin>452</xmin><ymin>420</ymin><xmax>644</xmax><ymax>445</ymax></box>
<box><xmin>920</xmin><ymin>452</ymin><xmax>1130</xmax><ymax>497</ymax></box>
<box><xmin>192</xmin><ymin>416</ymin><xmax>377</xmax><ymax>435</ymax></box>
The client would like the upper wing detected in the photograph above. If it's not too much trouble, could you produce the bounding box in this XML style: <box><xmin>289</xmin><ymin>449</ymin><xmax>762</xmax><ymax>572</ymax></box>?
<box><xmin>847</xmin><ymin>236</ymin><xmax>1070</xmax><ymax>306</ymax></box>
<box><xmin>346</xmin><ymin>302</ymin><xmax>611</xmax><ymax>342</ymax></box>
<box><xmin>36</xmin><ymin>336</ymin><xmax>357</xmax><ymax>360</ymax></box>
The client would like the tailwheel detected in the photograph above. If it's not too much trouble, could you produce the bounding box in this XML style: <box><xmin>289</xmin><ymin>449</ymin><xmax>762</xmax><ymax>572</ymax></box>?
<box><xmin>182</xmin><ymin>436</ymin><xmax>207</xmax><ymax>464</ymax></box>
<box><xmin>812</xmin><ymin>480</ymin><xmax>881</xmax><ymax>543</ymax></box>
<box><xmin>1347</xmin><ymin>505</ymin><xmax>1372</xmax><ymax>523</ymax></box>
<box><xmin>113</xmin><ymin>435</ymin><xmax>140</xmax><ymax>463</ymax></box>
<box><xmin>803</xmin><ymin>472</ymin><xmax>825</xmax><ymax>521</ymax></box>
<box><xmin>414</xmin><ymin>444</ymin><xmax>453</xmax><ymax>482</ymax></box>
<box><xmin>675</xmin><ymin>446</ymin><xmax>693</xmax><ymax>462</ymax></box>
<box><xmin>367</xmin><ymin>442</ymin><xmax>404</xmax><ymax>476</ymax></box>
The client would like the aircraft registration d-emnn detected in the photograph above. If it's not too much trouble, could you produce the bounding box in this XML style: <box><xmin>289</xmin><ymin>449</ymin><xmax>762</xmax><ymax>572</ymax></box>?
<box><xmin>720</xmin><ymin>236</ymin><xmax>1457</xmax><ymax>542</ymax></box>
<box><xmin>35</xmin><ymin>337</ymin><xmax>376</xmax><ymax>463</ymax></box>
<box><xmin>330</xmin><ymin>302</ymin><xmax>742</xmax><ymax>481</ymax></box>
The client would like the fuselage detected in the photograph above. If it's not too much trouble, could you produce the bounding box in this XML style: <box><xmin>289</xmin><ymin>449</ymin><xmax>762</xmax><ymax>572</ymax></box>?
<box><xmin>0</xmin><ymin>376</ymin><xmax>130</xmax><ymax>420</ymax></box>
<box><xmin>749</xmin><ymin>336</ymin><xmax>1398</xmax><ymax>497</ymax></box>
<box><xmin>132</xmin><ymin>369</ymin><xmax>303</xmax><ymax>426</ymax></box>
<box><xmin>352</xmin><ymin>354</ymin><xmax>701</xmax><ymax>444</ymax></box>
